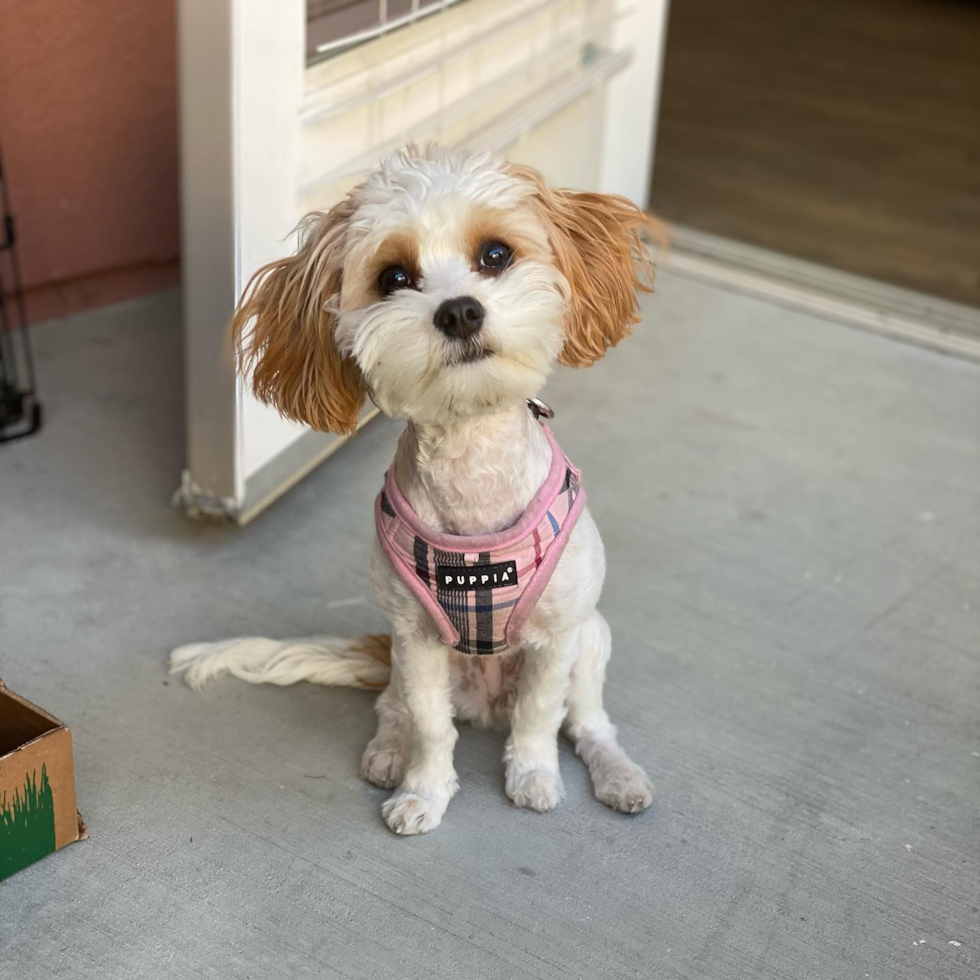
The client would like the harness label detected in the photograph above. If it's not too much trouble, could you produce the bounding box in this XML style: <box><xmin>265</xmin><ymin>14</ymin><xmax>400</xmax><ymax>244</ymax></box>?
<box><xmin>436</xmin><ymin>561</ymin><xmax>518</xmax><ymax>591</ymax></box>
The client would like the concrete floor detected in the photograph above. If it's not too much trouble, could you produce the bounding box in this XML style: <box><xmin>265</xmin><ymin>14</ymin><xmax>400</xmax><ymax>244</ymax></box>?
<box><xmin>1</xmin><ymin>273</ymin><xmax>978</xmax><ymax>979</ymax></box>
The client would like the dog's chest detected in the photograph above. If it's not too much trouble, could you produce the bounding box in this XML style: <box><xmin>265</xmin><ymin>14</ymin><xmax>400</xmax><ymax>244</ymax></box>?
<box><xmin>450</xmin><ymin>649</ymin><xmax>524</xmax><ymax>725</ymax></box>
<box><xmin>409</xmin><ymin>431</ymin><xmax>552</xmax><ymax>536</ymax></box>
<box><xmin>417</xmin><ymin>468</ymin><xmax>530</xmax><ymax>535</ymax></box>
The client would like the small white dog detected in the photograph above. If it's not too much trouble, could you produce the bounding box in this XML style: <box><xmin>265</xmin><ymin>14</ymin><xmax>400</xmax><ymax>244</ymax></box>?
<box><xmin>171</xmin><ymin>145</ymin><xmax>656</xmax><ymax>835</ymax></box>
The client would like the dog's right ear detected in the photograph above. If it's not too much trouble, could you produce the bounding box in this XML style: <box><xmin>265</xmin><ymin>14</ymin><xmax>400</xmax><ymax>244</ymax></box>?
<box><xmin>231</xmin><ymin>199</ymin><xmax>366</xmax><ymax>436</ymax></box>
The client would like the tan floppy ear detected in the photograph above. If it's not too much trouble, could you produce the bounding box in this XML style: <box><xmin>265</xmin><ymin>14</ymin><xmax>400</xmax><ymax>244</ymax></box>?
<box><xmin>509</xmin><ymin>165</ymin><xmax>658</xmax><ymax>367</ymax></box>
<box><xmin>230</xmin><ymin>199</ymin><xmax>366</xmax><ymax>435</ymax></box>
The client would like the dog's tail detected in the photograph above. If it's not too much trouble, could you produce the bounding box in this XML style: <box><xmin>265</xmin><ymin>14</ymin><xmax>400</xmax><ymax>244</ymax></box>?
<box><xmin>168</xmin><ymin>634</ymin><xmax>391</xmax><ymax>692</ymax></box>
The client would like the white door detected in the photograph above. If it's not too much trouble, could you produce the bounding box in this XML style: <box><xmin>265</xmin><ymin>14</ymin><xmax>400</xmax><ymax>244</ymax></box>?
<box><xmin>177</xmin><ymin>0</ymin><xmax>668</xmax><ymax>523</ymax></box>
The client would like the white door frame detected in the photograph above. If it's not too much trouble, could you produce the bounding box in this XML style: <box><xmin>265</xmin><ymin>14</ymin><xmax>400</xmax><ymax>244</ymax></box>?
<box><xmin>179</xmin><ymin>0</ymin><xmax>328</xmax><ymax>522</ymax></box>
<box><xmin>600</xmin><ymin>0</ymin><xmax>669</xmax><ymax>207</ymax></box>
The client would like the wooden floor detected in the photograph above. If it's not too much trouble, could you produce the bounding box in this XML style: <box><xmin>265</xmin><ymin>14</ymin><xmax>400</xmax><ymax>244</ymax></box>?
<box><xmin>651</xmin><ymin>0</ymin><xmax>980</xmax><ymax>307</ymax></box>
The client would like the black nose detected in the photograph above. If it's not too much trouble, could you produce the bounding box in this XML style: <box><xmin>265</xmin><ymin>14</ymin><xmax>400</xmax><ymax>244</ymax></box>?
<box><xmin>433</xmin><ymin>296</ymin><xmax>484</xmax><ymax>339</ymax></box>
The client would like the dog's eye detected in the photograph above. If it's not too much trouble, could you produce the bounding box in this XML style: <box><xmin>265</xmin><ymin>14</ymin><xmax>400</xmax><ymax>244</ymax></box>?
<box><xmin>378</xmin><ymin>265</ymin><xmax>415</xmax><ymax>295</ymax></box>
<box><xmin>478</xmin><ymin>241</ymin><xmax>513</xmax><ymax>274</ymax></box>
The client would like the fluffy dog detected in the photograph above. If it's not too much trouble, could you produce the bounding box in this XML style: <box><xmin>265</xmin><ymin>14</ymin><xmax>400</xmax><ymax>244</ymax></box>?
<box><xmin>171</xmin><ymin>145</ymin><xmax>656</xmax><ymax>835</ymax></box>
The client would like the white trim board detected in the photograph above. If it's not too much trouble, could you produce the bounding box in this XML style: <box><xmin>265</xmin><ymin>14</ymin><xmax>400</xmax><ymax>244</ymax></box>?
<box><xmin>666</xmin><ymin>226</ymin><xmax>980</xmax><ymax>364</ymax></box>
<box><xmin>175</xmin><ymin>408</ymin><xmax>381</xmax><ymax>525</ymax></box>
<box><xmin>238</xmin><ymin>408</ymin><xmax>380</xmax><ymax>525</ymax></box>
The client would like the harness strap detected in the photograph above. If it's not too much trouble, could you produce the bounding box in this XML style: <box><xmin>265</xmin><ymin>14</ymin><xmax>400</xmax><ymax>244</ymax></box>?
<box><xmin>375</xmin><ymin>424</ymin><xmax>585</xmax><ymax>654</ymax></box>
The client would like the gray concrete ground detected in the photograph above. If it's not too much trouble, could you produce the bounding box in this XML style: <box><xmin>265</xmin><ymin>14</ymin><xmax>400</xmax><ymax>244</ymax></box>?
<box><xmin>1</xmin><ymin>272</ymin><xmax>978</xmax><ymax>980</ymax></box>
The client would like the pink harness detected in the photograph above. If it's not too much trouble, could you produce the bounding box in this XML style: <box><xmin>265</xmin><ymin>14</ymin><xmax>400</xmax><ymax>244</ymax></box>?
<box><xmin>375</xmin><ymin>424</ymin><xmax>586</xmax><ymax>655</ymax></box>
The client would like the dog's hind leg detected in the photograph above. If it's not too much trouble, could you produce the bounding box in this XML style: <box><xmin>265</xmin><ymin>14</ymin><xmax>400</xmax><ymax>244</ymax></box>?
<box><xmin>562</xmin><ymin>611</ymin><xmax>655</xmax><ymax>814</ymax></box>
<box><xmin>360</xmin><ymin>679</ymin><xmax>412</xmax><ymax>789</ymax></box>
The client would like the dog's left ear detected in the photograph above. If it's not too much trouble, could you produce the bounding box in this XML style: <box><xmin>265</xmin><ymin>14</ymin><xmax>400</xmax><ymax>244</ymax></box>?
<box><xmin>509</xmin><ymin>165</ymin><xmax>657</xmax><ymax>367</ymax></box>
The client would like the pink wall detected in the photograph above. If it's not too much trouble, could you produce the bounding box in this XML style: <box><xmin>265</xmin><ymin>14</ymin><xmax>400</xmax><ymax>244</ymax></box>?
<box><xmin>0</xmin><ymin>1</ymin><xmax>180</xmax><ymax>323</ymax></box>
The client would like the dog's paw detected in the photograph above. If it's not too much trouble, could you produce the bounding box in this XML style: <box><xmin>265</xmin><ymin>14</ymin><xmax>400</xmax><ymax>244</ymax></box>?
<box><xmin>360</xmin><ymin>737</ymin><xmax>410</xmax><ymax>789</ymax></box>
<box><xmin>505</xmin><ymin>766</ymin><xmax>565</xmax><ymax>812</ymax></box>
<box><xmin>381</xmin><ymin>791</ymin><xmax>448</xmax><ymax>836</ymax></box>
<box><xmin>593</xmin><ymin>762</ymin><xmax>654</xmax><ymax>814</ymax></box>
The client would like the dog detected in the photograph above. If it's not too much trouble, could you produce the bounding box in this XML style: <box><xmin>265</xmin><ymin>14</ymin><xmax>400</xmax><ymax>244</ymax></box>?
<box><xmin>171</xmin><ymin>145</ymin><xmax>657</xmax><ymax>835</ymax></box>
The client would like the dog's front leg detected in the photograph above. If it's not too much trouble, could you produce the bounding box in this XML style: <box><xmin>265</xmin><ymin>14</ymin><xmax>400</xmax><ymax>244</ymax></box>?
<box><xmin>504</xmin><ymin>624</ymin><xmax>579</xmax><ymax>811</ymax></box>
<box><xmin>381</xmin><ymin>634</ymin><xmax>458</xmax><ymax>835</ymax></box>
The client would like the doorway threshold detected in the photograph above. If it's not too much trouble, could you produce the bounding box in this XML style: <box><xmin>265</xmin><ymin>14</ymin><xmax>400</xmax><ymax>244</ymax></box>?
<box><xmin>665</xmin><ymin>226</ymin><xmax>980</xmax><ymax>364</ymax></box>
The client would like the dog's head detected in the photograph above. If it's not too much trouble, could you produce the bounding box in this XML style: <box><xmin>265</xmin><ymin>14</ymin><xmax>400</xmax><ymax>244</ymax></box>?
<box><xmin>232</xmin><ymin>145</ymin><xmax>655</xmax><ymax>432</ymax></box>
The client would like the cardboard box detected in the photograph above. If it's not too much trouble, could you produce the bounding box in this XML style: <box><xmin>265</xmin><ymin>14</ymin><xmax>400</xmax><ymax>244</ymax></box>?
<box><xmin>0</xmin><ymin>681</ymin><xmax>83</xmax><ymax>881</ymax></box>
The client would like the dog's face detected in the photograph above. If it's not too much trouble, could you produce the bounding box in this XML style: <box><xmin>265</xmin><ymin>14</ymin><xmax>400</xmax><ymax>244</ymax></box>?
<box><xmin>333</xmin><ymin>158</ymin><xmax>567</xmax><ymax>425</ymax></box>
<box><xmin>233</xmin><ymin>146</ymin><xmax>653</xmax><ymax>433</ymax></box>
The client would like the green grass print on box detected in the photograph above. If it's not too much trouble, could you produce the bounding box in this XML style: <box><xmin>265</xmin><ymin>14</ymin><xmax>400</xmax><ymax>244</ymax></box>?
<box><xmin>0</xmin><ymin>765</ymin><xmax>56</xmax><ymax>880</ymax></box>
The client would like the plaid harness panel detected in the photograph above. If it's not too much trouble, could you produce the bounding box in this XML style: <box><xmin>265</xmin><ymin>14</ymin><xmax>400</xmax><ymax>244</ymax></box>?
<box><xmin>375</xmin><ymin>428</ymin><xmax>585</xmax><ymax>656</ymax></box>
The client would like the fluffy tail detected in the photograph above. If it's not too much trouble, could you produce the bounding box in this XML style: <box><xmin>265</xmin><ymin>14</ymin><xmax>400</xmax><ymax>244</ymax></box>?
<box><xmin>169</xmin><ymin>634</ymin><xmax>391</xmax><ymax>692</ymax></box>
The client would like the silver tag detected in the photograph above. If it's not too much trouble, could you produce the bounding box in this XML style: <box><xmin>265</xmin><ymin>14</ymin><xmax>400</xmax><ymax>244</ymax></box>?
<box><xmin>526</xmin><ymin>397</ymin><xmax>555</xmax><ymax>420</ymax></box>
